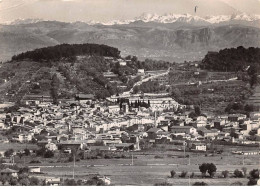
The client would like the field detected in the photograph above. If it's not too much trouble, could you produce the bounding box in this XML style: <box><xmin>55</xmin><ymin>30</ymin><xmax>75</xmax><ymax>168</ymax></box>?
<box><xmin>16</xmin><ymin>143</ymin><xmax>259</xmax><ymax>186</ymax></box>
<box><xmin>172</xmin><ymin>80</ymin><xmax>252</xmax><ymax>114</ymax></box>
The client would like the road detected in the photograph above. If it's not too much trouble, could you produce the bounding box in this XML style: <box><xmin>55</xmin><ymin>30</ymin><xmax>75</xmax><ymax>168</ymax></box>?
<box><xmin>129</xmin><ymin>68</ymin><xmax>170</xmax><ymax>93</ymax></box>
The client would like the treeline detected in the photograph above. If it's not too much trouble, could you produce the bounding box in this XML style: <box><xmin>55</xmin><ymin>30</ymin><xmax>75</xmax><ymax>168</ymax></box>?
<box><xmin>133</xmin><ymin>80</ymin><xmax>166</xmax><ymax>94</ymax></box>
<box><xmin>125</xmin><ymin>56</ymin><xmax>173</xmax><ymax>71</ymax></box>
<box><xmin>200</xmin><ymin>46</ymin><xmax>260</xmax><ymax>72</ymax></box>
<box><xmin>12</xmin><ymin>43</ymin><xmax>120</xmax><ymax>61</ymax></box>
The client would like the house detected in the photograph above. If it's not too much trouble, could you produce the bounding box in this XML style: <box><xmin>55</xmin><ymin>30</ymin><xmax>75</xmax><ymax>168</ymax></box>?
<box><xmin>191</xmin><ymin>143</ymin><xmax>207</xmax><ymax>151</ymax></box>
<box><xmin>103</xmin><ymin>72</ymin><xmax>118</xmax><ymax>79</ymax></box>
<box><xmin>119</xmin><ymin>61</ymin><xmax>127</xmax><ymax>66</ymax></box>
<box><xmin>228</xmin><ymin>114</ymin><xmax>247</xmax><ymax>122</ymax></box>
<box><xmin>170</xmin><ymin>126</ymin><xmax>197</xmax><ymax>135</ymax></box>
<box><xmin>22</xmin><ymin>94</ymin><xmax>53</xmax><ymax>105</ymax></box>
<box><xmin>0</xmin><ymin>168</ymin><xmax>18</xmax><ymax>177</ymax></box>
<box><xmin>45</xmin><ymin>177</ymin><xmax>61</xmax><ymax>186</ymax></box>
<box><xmin>198</xmin><ymin>129</ymin><xmax>218</xmax><ymax>138</ymax></box>
<box><xmin>146</xmin><ymin>128</ymin><xmax>163</xmax><ymax>139</ymax></box>
<box><xmin>242</xmin><ymin>151</ymin><xmax>259</xmax><ymax>156</ymax></box>
<box><xmin>29</xmin><ymin>167</ymin><xmax>41</xmax><ymax>173</ymax></box>
<box><xmin>137</xmin><ymin>69</ymin><xmax>145</xmax><ymax>74</ymax></box>
<box><xmin>75</xmin><ymin>94</ymin><xmax>95</xmax><ymax>103</ymax></box>
<box><xmin>214</xmin><ymin>119</ymin><xmax>226</xmax><ymax>130</ymax></box>
<box><xmin>108</xmin><ymin>105</ymin><xmax>120</xmax><ymax>113</ymax></box>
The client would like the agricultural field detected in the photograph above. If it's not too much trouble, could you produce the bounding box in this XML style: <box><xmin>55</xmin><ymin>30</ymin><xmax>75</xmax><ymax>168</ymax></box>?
<box><xmin>17</xmin><ymin>143</ymin><xmax>259</xmax><ymax>186</ymax></box>
<box><xmin>171</xmin><ymin>80</ymin><xmax>252</xmax><ymax>114</ymax></box>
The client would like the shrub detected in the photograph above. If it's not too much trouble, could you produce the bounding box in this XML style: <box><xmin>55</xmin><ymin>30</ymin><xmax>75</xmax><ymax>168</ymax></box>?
<box><xmin>9</xmin><ymin>177</ymin><xmax>18</xmax><ymax>186</ymax></box>
<box><xmin>170</xmin><ymin>170</ymin><xmax>176</xmax><ymax>178</ymax></box>
<box><xmin>44</xmin><ymin>150</ymin><xmax>54</xmax><ymax>158</ymax></box>
<box><xmin>24</xmin><ymin>149</ymin><xmax>30</xmax><ymax>156</ymax></box>
<box><xmin>190</xmin><ymin>172</ymin><xmax>195</xmax><ymax>178</ymax></box>
<box><xmin>234</xmin><ymin>169</ymin><xmax>244</xmax><ymax>178</ymax></box>
<box><xmin>247</xmin><ymin>178</ymin><xmax>257</xmax><ymax>186</ymax></box>
<box><xmin>222</xmin><ymin>170</ymin><xmax>229</xmax><ymax>178</ymax></box>
<box><xmin>64</xmin><ymin>179</ymin><xmax>77</xmax><ymax>186</ymax></box>
<box><xmin>179</xmin><ymin>171</ymin><xmax>188</xmax><ymax>178</ymax></box>
<box><xmin>19</xmin><ymin>178</ymin><xmax>30</xmax><ymax>186</ymax></box>
<box><xmin>193</xmin><ymin>182</ymin><xmax>208</xmax><ymax>186</ymax></box>
<box><xmin>249</xmin><ymin>169</ymin><xmax>259</xmax><ymax>179</ymax></box>
<box><xmin>4</xmin><ymin>149</ymin><xmax>14</xmax><ymax>157</ymax></box>
<box><xmin>29</xmin><ymin>177</ymin><xmax>40</xmax><ymax>185</ymax></box>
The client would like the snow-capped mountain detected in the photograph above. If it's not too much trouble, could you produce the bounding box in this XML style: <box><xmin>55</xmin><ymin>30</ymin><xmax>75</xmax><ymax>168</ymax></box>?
<box><xmin>3</xmin><ymin>12</ymin><xmax>260</xmax><ymax>27</ymax></box>
<box><xmin>9</xmin><ymin>18</ymin><xmax>44</xmax><ymax>25</ymax></box>
<box><xmin>95</xmin><ymin>12</ymin><xmax>260</xmax><ymax>26</ymax></box>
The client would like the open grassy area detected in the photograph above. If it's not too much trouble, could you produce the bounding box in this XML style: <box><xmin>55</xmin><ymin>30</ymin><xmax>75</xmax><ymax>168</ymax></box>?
<box><xmin>20</xmin><ymin>143</ymin><xmax>260</xmax><ymax>185</ymax></box>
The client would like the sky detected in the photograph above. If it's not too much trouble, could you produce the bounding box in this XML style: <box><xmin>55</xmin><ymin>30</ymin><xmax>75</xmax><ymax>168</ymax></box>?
<box><xmin>0</xmin><ymin>0</ymin><xmax>259</xmax><ymax>23</ymax></box>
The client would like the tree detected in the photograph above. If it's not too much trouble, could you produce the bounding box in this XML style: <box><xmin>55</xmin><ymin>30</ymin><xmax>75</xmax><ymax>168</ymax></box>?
<box><xmin>19</xmin><ymin>167</ymin><xmax>29</xmax><ymax>174</ymax></box>
<box><xmin>29</xmin><ymin>177</ymin><xmax>40</xmax><ymax>186</ymax></box>
<box><xmin>170</xmin><ymin>170</ymin><xmax>176</xmax><ymax>178</ymax></box>
<box><xmin>133</xmin><ymin>85</ymin><xmax>139</xmax><ymax>94</ymax></box>
<box><xmin>44</xmin><ymin>150</ymin><xmax>54</xmax><ymax>158</ymax></box>
<box><xmin>0</xmin><ymin>175</ymin><xmax>11</xmax><ymax>185</ymax></box>
<box><xmin>19</xmin><ymin>178</ymin><xmax>30</xmax><ymax>186</ymax></box>
<box><xmin>248</xmin><ymin>178</ymin><xmax>257</xmax><ymax>186</ymax></box>
<box><xmin>199</xmin><ymin>163</ymin><xmax>208</xmax><ymax>177</ymax></box>
<box><xmin>189</xmin><ymin>111</ymin><xmax>197</xmax><ymax>119</ymax></box>
<box><xmin>249</xmin><ymin>169</ymin><xmax>259</xmax><ymax>179</ymax></box>
<box><xmin>36</xmin><ymin>148</ymin><xmax>46</xmax><ymax>157</ymax></box>
<box><xmin>179</xmin><ymin>171</ymin><xmax>188</xmax><ymax>178</ymax></box>
<box><xmin>4</xmin><ymin>149</ymin><xmax>14</xmax><ymax>157</ymax></box>
<box><xmin>9</xmin><ymin>177</ymin><xmax>18</xmax><ymax>186</ymax></box>
<box><xmin>207</xmin><ymin>163</ymin><xmax>217</xmax><ymax>178</ymax></box>
<box><xmin>194</xmin><ymin>105</ymin><xmax>201</xmax><ymax>116</ymax></box>
<box><xmin>234</xmin><ymin>169</ymin><xmax>244</xmax><ymax>178</ymax></box>
<box><xmin>24</xmin><ymin>149</ymin><xmax>30</xmax><ymax>156</ymax></box>
<box><xmin>222</xmin><ymin>170</ymin><xmax>229</xmax><ymax>178</ymax></box>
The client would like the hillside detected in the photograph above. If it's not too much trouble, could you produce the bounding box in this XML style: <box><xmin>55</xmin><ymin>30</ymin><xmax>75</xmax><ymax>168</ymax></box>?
<box><xmin>0</xmin><ymin>44</ymin><xmax>122</xmax><ymax>103</ymax></box>
<box><xmin>200</xmin><ymin>46</ymin><xmax>260</xmax><ymax>72</ymax></box>
<box><xmin>1</xmin><ymin>20</ymin><xmax>260</xmax><ymax>62</ymax></box>
<box><xmin>0</xmin><ymin>43</ymin><xmax>174</xmax><ymax>104</ymax></box>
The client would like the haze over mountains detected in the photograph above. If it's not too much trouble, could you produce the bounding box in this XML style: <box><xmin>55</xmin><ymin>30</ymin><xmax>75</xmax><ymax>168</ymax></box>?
<box><xmin>1</xmin><ymin>12</ymin><xmax>260</xmax><ymax>62</ymax></box>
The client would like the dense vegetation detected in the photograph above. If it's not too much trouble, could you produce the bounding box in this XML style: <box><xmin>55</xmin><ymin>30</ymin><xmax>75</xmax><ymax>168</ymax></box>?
<box><xmin>125</xmin><ymin>56</ymin><xmax>172</xmax><ymax>71</ymax></box>
<box><xmin>11</xmin><ymin>43</ymin><xmax>120</xmax><ymax>61</ymax></box>
<box><xmin>133</xmin><ymin>80</ymin><xmax>166</xmax><ymax>94</ymax></box>
<box><xmin>201</xmin><ymin>46</ymin><xmax>260</xmax><ymax>72</ymax></box>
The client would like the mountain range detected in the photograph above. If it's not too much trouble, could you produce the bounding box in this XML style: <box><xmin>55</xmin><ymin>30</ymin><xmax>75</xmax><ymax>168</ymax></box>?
<box><xmin>1</xmin><ymin>13</ymin><xmax>260</xmax><ymax>62</ymax></box>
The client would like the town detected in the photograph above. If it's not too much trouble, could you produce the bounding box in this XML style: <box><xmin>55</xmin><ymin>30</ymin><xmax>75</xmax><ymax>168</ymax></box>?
<box><xmin>0</xmin><ymin>52</ymin><xmax>259</xmax><ymax>186</ymax></box>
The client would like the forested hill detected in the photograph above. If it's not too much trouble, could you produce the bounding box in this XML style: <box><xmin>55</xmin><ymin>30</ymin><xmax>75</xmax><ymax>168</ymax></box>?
<box><xmin>11</xmin><ymin>43</ymin><xmax>121</xmax><ymax>62</ymax></box>
<box><xmin>200</xmin><ymin>46</ymin><xmax>260</xmax><ymax>72</ymax></box>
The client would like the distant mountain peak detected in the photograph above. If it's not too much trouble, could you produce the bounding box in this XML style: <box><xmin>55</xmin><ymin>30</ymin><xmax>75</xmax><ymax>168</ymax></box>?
<box><xmin>87</xmin><ymin>12</ymin><xmax>260</xmax><ymax>26</ymax></box>
<box><xmin>9</xmin><ymin>18</ymin><xmax>44</xmax><ymax>25</ymax></box>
